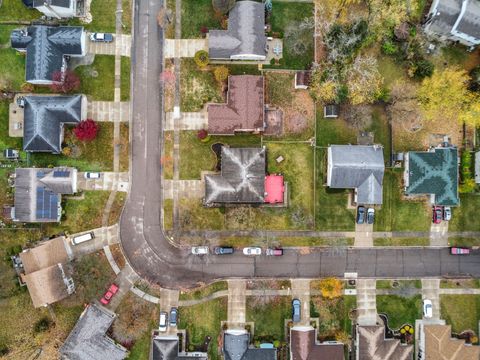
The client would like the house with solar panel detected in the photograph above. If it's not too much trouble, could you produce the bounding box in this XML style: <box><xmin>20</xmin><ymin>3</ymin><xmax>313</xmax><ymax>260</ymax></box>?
<box><xmin>404</xmin><ymin>147</ymin><xmax>459</xmax><ymax>206</ymax></box>
<box><xmin>13</xmin><ymin>167</ymin><xmax>77</xmax><ymax>223</ymax></box>
<box><xmin>22</xmin><ymin>0</ymin><xmax>81</xmax><ymax>19</ymax></box>
<box><xmin>11</xmin><ymin>94</ymin><xmax>86</xmax><ymax>154</ymax></box>
<box><xmin>11</xmin><ymin>25</ymin><xmax>86</xmax><ymax>85</ymax></box>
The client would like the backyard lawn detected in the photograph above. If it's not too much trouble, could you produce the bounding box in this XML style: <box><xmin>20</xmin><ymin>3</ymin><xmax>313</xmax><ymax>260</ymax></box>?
<box><xmin>0</xmin><ymin>25</ymin><xmax>27</xmax><ymax>92</ymax></box>
<box><xmin>316</xmin><ymin>116</ymin><xmax>356</xmax><ymax>148</ymax></box>
<box><xmin>75</xmin><ymin>55</ymin><xmax>115</xmax><ymax>101</ymax></box>
<box><xmin>120</xmin><ymin>56</ymin><xmax>131</xmax><ymax>101</ymax></box>
<box><xmin>376</xmin><ymin>295</ymin><xmax>422</xmax><ymax>329</ymax></box>
<box><xmin>449</xmin><ymin>194</ymin><xmax>480</xmax><ymax>232</ymax></box>
<box><xmin>440</xmin><ymin>295</ymin><xmax>480</xmax><ymax>334</ymax></box>
<box><xmin>269</xmin><ymin>2</ymin><xmax>314</xmax><ymax>69</ymax></box>
<box><xmin>179</xmin><ymin>281</ymin><xmax>228</xmax><ymax>301</ymax></box>
<box><xmin>0</xmin><ymin>0</ymin><xmax>41</xmax><ymax>21</ymax></box>
<box><xmin>374</xmin><ymin>170</ymin><xmax>430</xmax><ymax>232</ymax></box>
<box><xmin>181</xmin><ymin>0</ymin><xmax>221</xmax><ymax>38</ymax></box>
<box><xmin>178</xmin><ymin>298</ymin><xmax>227</xmax><ymax>360</ymax></box>
<box><xmin>246</xmin><ymin>296</ymin><xmax>292</xmax><ymax>342</ymax></box>
<box><xmin>0</xmin><ymin>101</ymin><xmax>22</xmax><ymax>149</ymax></box>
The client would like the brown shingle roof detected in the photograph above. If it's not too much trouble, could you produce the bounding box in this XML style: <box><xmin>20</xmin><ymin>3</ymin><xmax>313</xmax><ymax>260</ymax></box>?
<box><xmin>290</xmin><ymin>328</ymin><xmax>344</xmax><ymax>360</ymax></box>
<box><xmin>23</xmin><ymin>263</ymin><xmax>71</xmax><ymax>307</ymax></box>
<box><xmin>357</xmin><ymin>325</ymin><xmax>413</xmax><ymax>360</ymax></box>
<box><xmin>424</xmin><ymin>324</ymin><xmax>480</xmax><ymax>360</ymax></box>
<box><xmin>207</xmin><ymin>75</ymin><xmax>264</xmax><ymax>135</ymax></box>
<box><xmin>20</xmin><ymin>237</ymin><xmax>68</xmax><ymax>274</ymax></box>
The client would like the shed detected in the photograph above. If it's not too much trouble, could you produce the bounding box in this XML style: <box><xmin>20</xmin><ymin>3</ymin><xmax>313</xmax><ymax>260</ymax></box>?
<box><xmin>324</xmin><ymin>104</ymin><xmax>339</xmax><ymax>118</ymax></box>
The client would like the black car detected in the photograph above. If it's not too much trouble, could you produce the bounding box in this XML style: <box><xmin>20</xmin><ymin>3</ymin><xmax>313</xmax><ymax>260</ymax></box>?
<box><xmin>214</xmin><ymin>246</ymin><xmax>234</xmax><ymax>255</ymax></box>
<box><xmin>170</xmin><ymin>307</ymin><xmax>178</xmax><ymax>326</ymax></box>
<box><xmin>356</xmin><ymin>206</ymin><xmax>366</xmax><ymax>224</ymax></box>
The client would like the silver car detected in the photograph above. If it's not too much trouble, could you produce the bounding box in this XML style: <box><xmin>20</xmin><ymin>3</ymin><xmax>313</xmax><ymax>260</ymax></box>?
<box><xmin>191</xmin><ymin>246</ymin><xmax>209</xmax><ymax>255</ymax></box>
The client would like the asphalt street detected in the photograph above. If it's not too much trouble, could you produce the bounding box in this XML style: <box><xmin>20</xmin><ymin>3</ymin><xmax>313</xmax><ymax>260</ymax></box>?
<box><xmin>119</xmin><ymin>0</ymin><xmax>480</xmax><ymax>289</ymax></box>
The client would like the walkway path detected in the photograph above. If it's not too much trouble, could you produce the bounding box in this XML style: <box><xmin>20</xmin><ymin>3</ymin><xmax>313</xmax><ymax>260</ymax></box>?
<box><xmin>227</xmin><ymin>280</ymin><xmax>247</xmax><ymax>328</ymax></box>
<box><xmin>356</xmin><ymin>279</ymin><xmax>377</xmax><ymax>326</ymax></box>
<box><xmin>430</xmin><ymin>222</ymin><xmax>449</xmax><ymax>247</ymax></box>
<box><xmin>107</xmin><ymin>264</ymin><xmax>140</xmax><ymax>310</ymax></box>
<box><xmin>77</xmin><ymin>172</ymin><xmax>129</xmax><ymax>192</ymax></box>
<box><xmin>164</xmin><ymin>39</ymin><xmax>208</xmax><ymax>58</ymax></box>
<box><xmin>163</xmin><ymin>179</ymin><xmax>203</xmax><ymax>199</ymax></box>
<box><xmin>291</xmin><ymin>279</ymin><xmax>311</xmax><ymax>325</ymax></box>
<box><xmin>421</xmin><ymin>279</ymin><xmax>440</xmax><ymax>320</ymax></box>
<box><xmin>87</xmin><ymin>101</ymin><xmax>131</xmax><ymax>122</ymax></box>
<box><xmin>165</xmin><ymin>111</ymin><xmax>207</xmax><ymax>130</ymax></box>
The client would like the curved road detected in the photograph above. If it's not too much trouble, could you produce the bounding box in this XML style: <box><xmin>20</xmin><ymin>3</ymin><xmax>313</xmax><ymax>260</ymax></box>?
<box><xmin>120</xmin><ymin>0</ymin><xmax>480</xmax><ymax>289</ymax></box>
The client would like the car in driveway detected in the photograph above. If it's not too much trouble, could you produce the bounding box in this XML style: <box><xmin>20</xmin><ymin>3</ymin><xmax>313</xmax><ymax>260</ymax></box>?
<box><xmin>266</xmin><ymin>248</ymin><xmax>283</xmax><ymax>256</ymax></box>
<box><xmin>159</xmin><ymin>311</ymin><xmax>168</xmax><ymax>332</ymax></box>
<box><xmin>292</xmin><ymin>299</ymin><xmax>301</xmax><ymax>322</ymax></box>
<box><xmin>450</xmin><ymin>247</ymin><xmax>470</xmax><ymax>255</ymax></box>
<box><xmin>84</xmin><ymin>172</ymin><xmax>101</xmax><ymax>179</ymax></box>
<box><xmin>443</xmin><ymin>206</ymin><xmax>452</xmax><ymax>221</ymax></box>
<box><xmin>90</xmin><ymin>32</ymin><xmax>114</xmax><ymax>42</ymax></box>
<box><xmin>432</xmin><ymin>206</ymin><xmax>443</xmax><ymax>224</ymax></box>
<box><xmin>243</xmin><ymin>247</ymin><xmax>262</xmax><ymax>256</ymax></box>
<box><xmin>169</xmin><ymin>307</ymin><xmax>178</xmax><ymax>326</ymax></box>
<box><xmin>423</xmin><ymin>299</ymin><xmax>433</xmax><ymax>318</ymax></box>
<box><xmin>214</xmin><ymin>246</ymin><xmax>234</xmax><ymax>255</ymax></box>
<box><xmin>356</xmin><ymin>206</ymin><xmax>365</xmax><ymax>224</ymax></box>
<box><xmin>100</xmin><ymin>284</ymin><xmax>119</xmax><ymax>305</ymax></box>
<box><xmin>367</xmin><ymin>208</ymin><xmax>375</xmax><ymax>224</ymax></box>
<box><xmin>191</xmin><ymin>246</ymin><xmax>209</xmax><ymax>255</ymax></box>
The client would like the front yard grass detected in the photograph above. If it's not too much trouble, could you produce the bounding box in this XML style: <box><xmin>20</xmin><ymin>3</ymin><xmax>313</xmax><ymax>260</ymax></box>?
<box><xmin>179</xmin><ymin>281</ymin><xmax>228</xmax><ymax>301</ymax></box>
<box><xmin>178</xmin><ymin>298</ymin><xmax>227</xmax><ymax>360</ymax></box>
<box><xmin>246</xmin><ymin>296</ymin><xmax>292</xmax><ymax>342</ymax></box>
<box><xmin>440</xmin><ymin>295</ymin><xmax>480</xmax><ymax>333</ymax></box>
<box><xmin>122</xmin><ymin>0</ymin><xmax>132</xmax><ymax>33</ymax></box>
<box><xmin>178</xmin><ymin>198</ymin><xmax>225</xmax><ymax>231</ymax></box>
<box><xmin>448</xmin><ymin>237</ymin><xmax>480</xmax><ymax>247</ymax></box>
<box><xmin>310</xmin><ymin>295</ymin><xmax>356</xmax><ymax>341</ymax></box>
<box><xmin>163</xmin><ymin>131</ymin><xmax>173</xmax><ymax>179</ymax></box>
<box><xmin>0</xmin><ymin>0</ymin><xmax>41</xmax><ymax>21</ymax></box>
<box><xmin>449</xmin><ymin>194</ymin><xmax>480</xmax><ymax>232</ymax></box>
<box><xmin>181</xmin><ymin>0</ymin><xmax>220</xmax><ymax>39</ymax></box>
<box><xmin>75</xmin><ymin>55</ymin><xmax>115</xmax><ymax>101</ymax></box>
<box><xmin>163</xmin><ymin>199</ymin><xmax>173</xmax><ymax>230</ymax></box>
<box><xmin>374</xmin><ymin>170</ymin><xmax>430</xmax><ymax>232</ymax></box>
<box><xmin>376</xmin><ymin>280</ymin><xmax>422</xmax><ymax>289</ymax></box>
<box><xmin>376</xmin><ymin>295</ymin><xmax>422</xmax><ymax>329</ymax></box>
<box><xmin>0</xmin><ymin>25</ymin><xmax>27</xmax><ymax>92</ymax></box>
<box><xmin>227</xmin><ymin>64</ymin><xmax>261</xmax><ymax>75</ymax></box>
<box><xmin>269</xmin><ymin>2</ymin><xmax>314</xmax><ymax>70</ymax></box>
<box><xmin>440</xmin><ymin>279</ymin><xmax>480</xmax><ymax>289</ymax></box>
<box><xmin>374</xmin><ymin>237</ymin><xmax>429</xmax><ymax>246</ymax></box>
<box><xmin>120</xmin><ymin>56</ymin><xmax>131</xmax><ymax>101</ymax></box>
<box><xmin>119</xmin><ymin>123</ymin><xmax>129</xmax><ymax>172</ymax></box>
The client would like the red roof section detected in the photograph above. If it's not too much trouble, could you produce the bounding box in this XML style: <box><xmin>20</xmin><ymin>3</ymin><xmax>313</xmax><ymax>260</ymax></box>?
<box><xmin>264</xmin><ymin>175</ymin><xmax>284</xmax><ymax>204</ymax></box>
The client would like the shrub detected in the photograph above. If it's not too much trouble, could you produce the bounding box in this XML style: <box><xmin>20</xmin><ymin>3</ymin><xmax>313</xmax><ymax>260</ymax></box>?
<box><xmin>197</xmin><ymin>129</ymin><xmax>208</xmax><ymax>140</ymax></box>
<box><xmin>34</xmin><ymin>317</ymin><xmax>52</xmax><ymax>333</ymax></box>
<box><xmin>62</xmin><ymin>146</ymin><xmax>72</xmax><ymax>157</ymax></box>
<box><xmin>460</xmin><ymin>178</ymin><xmax>476</xmax><ymax>193</ymax></box>
<box><xmin>50</xmin><ymin>70</ymin><xmax>80</xmax><ymax>93</ymax></box>
<box><xmin>413</xmin><ymin>59</ymin><xmax>434</xmax><ymax>79</ymax></box>
<box><xmin>0</xmin><ymin>344</ymin><xmax>8</xmax><ymax>356</ymax></box>
<box><xmin>273</xmin><ymin>340</ymin><xmax>280</xmax><ymax>348</ymax></box>
<box><xmin>381</xmin><ymin>40</ymin><xmax>398</xmax><ymax>55</ymax></box>
<box><xmin>214</xmin><ymin>66</ymin><xmax>229</xmax><ymax>83</ymax></box>
<box><xmin>194</xmin><ymin>50</ymin><xmax>209</xmax><ymax>68</ymax></box>
<box><xmin>73</xmin><ymin>119</ymin><xmax>99</xmax><ymax>141</ymax></box>
<box><xmin>317</xmin><ymin>277</ymin><xmax>343</xmax><ymax>299</ymax></box>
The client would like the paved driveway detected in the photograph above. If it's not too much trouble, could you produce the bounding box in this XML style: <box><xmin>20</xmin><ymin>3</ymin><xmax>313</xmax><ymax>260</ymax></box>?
<box><xmin>77</xmin><ymin>172</ymin><xmax>129</xmax><ymax>192</ymax></box>
<box><xmin>87</xmin><ymin>101</ymin><xmax>131</xmax><ymax>122</ymax></box>
<box><xmin>164</xmin><ymin>39</ymin><xmax>208</xmax><ymax>58</ymax></box>
<box><xmin>87</xmin><ymin>33</ymin><xmax>131</xmax><ymax>56</ymax></box>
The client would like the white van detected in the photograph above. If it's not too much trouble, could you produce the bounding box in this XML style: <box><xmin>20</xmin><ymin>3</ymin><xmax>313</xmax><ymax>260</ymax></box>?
<box><xmin>71</xmin><ymin>232</ymin><xmax>95</xmax><ymax>245</ymax></box>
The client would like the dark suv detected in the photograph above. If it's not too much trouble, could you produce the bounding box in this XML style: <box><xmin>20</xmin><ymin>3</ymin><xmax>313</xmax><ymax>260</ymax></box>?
<box><xmin>292</xmin><ymin>299</ymin><xmax>301</xmax><ymax>322</ymax></box>
<box><xmin>356</xmin><ymin>206</ymin><xmax>366</xmax><ymax>224</ymax></box>
<box><xmin>214</xmin><ymin>246</ymin><xmax>234</xmax><ymax>255</ymax></box>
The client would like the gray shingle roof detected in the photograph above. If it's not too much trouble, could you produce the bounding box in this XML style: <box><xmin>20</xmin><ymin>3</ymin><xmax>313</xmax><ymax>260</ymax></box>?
<box><xmin>11</xmin><ymin>25</ymin><xmax>84</xmax><ymax>83</ymax></box>
<box><xmin>205</xmin><ymin>147</ymin><xmax>266</xmax><ymax>205</ymax></box>
<box><xmin>406</xmin><ymin>147</ymin><xmax>459</xmax><ymax>206</ymax></box>
<box><xmin>209</xmin><ymin>1</ymin><xmax>266</xmax><ymax>60</ymax></box>
<box><xmin>33</xmin><ymin>0</ymin><xmax>71</xmax><ymax>7</ymax></box>
<box><xmin>150</xmin><ymin>336</ymin><xmax>208</xmax><ymax>360</ymax></box>
<box><xmin>328</xmin><ymin>145</ymin><xmax>385</xmax><ymax>205</ymax></box>
<box><xmin>23</xmin><ymin>95</ymin><xmax>83</xmax><ymax>153</ymax></box>
<box><xmin>223</xmin><ymin>332</ymin><xmax>276</xmax><ymax>360</ymax></box>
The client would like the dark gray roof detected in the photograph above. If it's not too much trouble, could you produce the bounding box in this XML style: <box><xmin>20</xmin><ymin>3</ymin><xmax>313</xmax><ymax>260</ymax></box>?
<box><xmin>328</xmin><ymin>145</ymin><xmax>385</xmax><ymax>205</ymax></box>
<box><xmin>11</xmin><ymin>25</ymin><xmax>84</xmax><ymax>83</ymax></box>
<box><xmin>457</xmin><ymin>0</ymin><xmax>480</xmax><ymax>39</ymax></box>
<box><xmin>224</xmin><ymin>333</ymin><xmax>276</xmax><ymax>360</ymax></box>
<box><xmin>33</xmin><ymin>0</ymin><xmax>71</xmax><ymax>7</ymax></box>
<box><xmin>60</xmin><ymin>303</ymin><xmax>127</xmax><ymax>360</ymax></box>
<box><xmin>23</xmin><ymin>95</ymin><xmax>83</xmax><ymax>153</ymax></box>
<box><xmin>209</xmin><ymin>1</ymin><xmax>266</xmax><ymax>60</ymax></box>
<box><xmin>205</xmin><ymin>147</ymin><xmax>266</xmax><ymax>204</ymax></box>
<box><xmin>150</xmin><ymin>336</ymin><xmax>207</xmax><ymax>360</ymax></box>
<box><xmin>406</xmin><ymin>147</ymin><xmax>459</xmax><ymax>206</ymax></box>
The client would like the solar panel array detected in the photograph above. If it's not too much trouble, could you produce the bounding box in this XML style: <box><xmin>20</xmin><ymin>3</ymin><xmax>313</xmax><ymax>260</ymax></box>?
<box><xmin>53</xmin><ymin>170</ymin><xmax>70</xmax><ymax>177</ymax></box>
<box><xmin>35</xmin><ymin>187</ymin><xmax>59</xmax><ymax>220</ymax></box>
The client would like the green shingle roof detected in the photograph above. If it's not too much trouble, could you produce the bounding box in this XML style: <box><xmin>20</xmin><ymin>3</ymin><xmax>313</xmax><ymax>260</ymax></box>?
<box><xmin>406</xmin><ymin>147</ymin><xmax>459</xmax><ymax>206</ymax></box>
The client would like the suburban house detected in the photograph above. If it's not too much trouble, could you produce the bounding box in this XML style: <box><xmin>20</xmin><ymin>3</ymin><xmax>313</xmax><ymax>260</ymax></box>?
<box><xmin>19</xmin><ymin>236</ymin><xmax>74</xmax><ymax>308</ymax></box>
<box><xmin>423</xmin><ymin>0</ymin><xmax>480</xmax><ymax>47</ymax></box>
<box><xmin>356</xmin><ymin>324</ymin><xmax>414</xmax><ymax>359</ymax></box>
<box><xmin>60</xmin><ymin>303</ymin><xmax>128</xmax><ymax>360</ymax></box>
<box><xmin>150</xmin><ymin>334</ymin><xmax>207</xmax><ymax>360</ymax></box>
<box><xmin>418</xmin><ymin>323</ymin><xmax>480</xmax><ymax>360</ymax></box>
<box><xmin>223</xmin><ymin>330</ymin><xmax>277</xmax><ymax>360</ymax></box>
<box><xmin>404</xmin><ymin>147</ymin><xmax>459</xmax><ymax>206</ymax></box>
<box><xmin>22</xmin><ymin>0</ymin><xmax>80</xmax><ymax>18</ymax></box>
<box><xmin>208</xmin><ymin>0</ymin><xmax>267</xmax><ymax>61</ymax></box>
<box><xmin>11</xmin><ymin>25</ymin><xmax>86</xmax><ymax>84</ymax></box>
<box><xmin>290</xmin><ymin>326</ymin><xmax>344</xmax><ymax>360</ymax></box>
<box><xmin>327</xmin><ymin>145</ymin><xmax>385</xmax><ymax>205</ymax></box>
<box><xmin>208</xmin><ymin>75</ymin><xmax>265</xmax><ymax>135</ymax></box>
<box><xmin>13</xmin><ymin>167</ymin><xmax>77</xmax><ymax>223</ymax></box>
<box><xmin>15</xmin><ymin>95</ymin><xmax>86</xmax><ymax>153</ymax></box>
<box><xmin>204</xmin><ymin>147</ymin><xmax>285</xmax><ymax>206</ymax></box>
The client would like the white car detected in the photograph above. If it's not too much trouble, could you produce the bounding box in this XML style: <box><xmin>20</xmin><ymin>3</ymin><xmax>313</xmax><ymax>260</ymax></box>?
<box><xmin>423</xmin><ymin>299</ymin><xmax>433</xmax><ymax>318</ymax></box>
<box><xmin>191</xmin><ymin>246</ymin><xmax>209</xmax><ymax>255</ymax></box>
<box><xmin>443</xmin><ymin>206</ymin><xmax>452</xmax><ymax>221</ymax></box>
<box><xmin>84</xmin><ymin>172</ymin><xmax>101</xmax><ymax>179</ymax></box>
<box><xmin>243</xmin><ymin>247</ymin><xmax>262</xmax><ymax>256</ymax></box>
<box><xmin>159</xmin><ymin>311</ymin><xmax>168</xmax><ymax>332</ymax></box>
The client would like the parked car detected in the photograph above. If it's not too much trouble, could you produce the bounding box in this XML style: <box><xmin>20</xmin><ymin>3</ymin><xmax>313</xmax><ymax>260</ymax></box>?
<box><xmin>214</xmin><ymin>246</ymin><xmax>234</xmax><ymax>255</ymax></box>
<box><xmin>159</xmin><ymin>311</ymin><xmax>168</xmax><ymax>332</ymax></box>
<box><xmin>100</xmin><ymin>284</ymin><xmax>119</xmax><ymax>305</ymax></box>
<box><xmin>71</xmin><ymin>231</ymin><xmax>95</xmax><ymax>245</ymax></box>
<box><xmin>367</xmin><ymin>208</ymin><xmax>375</xmax><ymax>224</ymax></box>
<box><xmin>243</xmin><ymin>247</ymin><xmax>262</xmax><ymax>256</ymax></box>
<box><xmin>443</xmin><ymin>206</ymin><xmax>452</xmax><ymax>221</ymax></box>
<box><xmin>169</xmin><ymin>307</ymin><xmax>178</xmax><ymax>326</ymax></box>
<box><xmin>292</xmin><ymin>299</ymin><xmax>301</xmax><ymax>322</ymax></box>
<box><xmin>432</xmin><ymin>206</ymin><xmax>443</xmax><ymax>224</ymax></box>
<box><xmin>356</xmin><ymin>206</ymin><xmax>365</xmax><ymax>224</ymax></box>
<box><xmin>90</xmin><ymin>32</ymin><xmax>114</xmax><ymax>42</ymax></box>
<box><xmin>450</xmin><ymin>247</ymin><xmax>470</xmax><ymax>255</ymax></box>
<box><xmin>84</xmin><ymin>172</ymin><xmax>101</xmax><ymax>179</ymax></box>
<box><xmin>191</xmin><ymin>246</ymin><xmax>209</xmax><ymax>255</ymax></box>
<box><xmin>423</xmin><ymin>299</ymin><xmax>433</xmax><ymax>318</ymax></box>
<box><xmin>266</xmin><ymin>248</ymin><xmax>283</xmax><ymax>256</ymax></box>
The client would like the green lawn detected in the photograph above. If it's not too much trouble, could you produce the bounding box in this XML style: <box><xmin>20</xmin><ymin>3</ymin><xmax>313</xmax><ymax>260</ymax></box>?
<box><xmin>376</xmin><ymin>280</ymin><xmax>422</xmax><ymax>289</ymax></box>
<box><xmin>269</xmin><ymin>2</ymin><xmax>314</xmax><ymax>69</ymax></box>
<box><xmin>374</xmin><ymin>170</ymin><xmax>430</xmax><ymax>232</ymax></box>
<box><xmin>441</xmin><ymin>295</ymin><xmax>480</xmax><ymax>333</ymax></box>
<box><xmin>449</xmin><ymin>194</ymin><xmax>480</xmax><ymax>232</ymax></box>
<box><xmin>163</xmin><ymin>199</ymin><xmax>173</xmax><ymax>230</ymax></box>
<box><xmin>376</xmin><ymin>295</ymin><xmax>422</xmax><ymax>329</ymax></box>
<box><xmin>30</xmin><ymin>122</ymin><xmax>114</xmax><ymax>171</ymax></box>
<box><xmin>316</xmin><ymin>116</ymin><xmax>357</xmax><ymax>148</ymax></box>
<box><xmin>121</xmin><ymin>56</ymin><xmax>131</xmax><ymax>101</ymax></box>
<box><xmin>75</xmin><ymin>55</ymin><xmax>115</xmax><ymax>101</ymax></box>
<box><xmin>0</xmin><ymin>0</ymin><xmax>41</xmax><ymax>21</ymax></box>
<box><xmin>227</xmin><ymin>64</ymin><xmax>261</xmax><ymax>75</ymax></box>
<box><xmin>377</xmin><ymin>55</ymin><xmax>408</xmax><ymax>88</ymax></box>
<box><xmin>179</xmin><ymin>198</ymin><xmax>225</xmax><ymax>230</ymax></box>
<box><xmin>122</xmin><ymin>0</ymin><xmax>132</xmax><ymax>33</ymax></box>
<box><xmin>0</xmin><ymin>25</ymin><xmax>27</xmax><ymax>92</ymax></box>
<box><xmin>440</xmin><ymin>279</ymin><xmax>480</xmax><ymax>289</ymax></box>
<box><xmin>246</xmin><ymin>296</ymin><xmax>292</xmax><ymax>342</ymax></box>
<box><xmin>178</xmin><ymin>298</ymin><xmax>227</xmax><ymax>360</ymax></box>
<box><xmin>163</xmin><ymin>131</ymin><xmax>173</xmax><ymax>179</ymax></box>
<box><xmin>179</xmin><ymin>281</ymin><xmax>228</xmax><ymax>301</ymax></box>
<box><xmin>374</xmin><ymin>237</ymin><xmax>430</xmax><ymax>246</ymax></box>
<box><xmin>181</xmin><ymin>0</ymin><xmax>221</xmax><ymax>39</ymax></box>
<box><xmin>69</xmin><ymin>0</ymin><xmax>117</xmax><ymax>32</ymax></box>
<box><xmin>119</xmin><ymin>123</ymin><xmax>129</xmax><ymax>172</ymax></box>
<box><xmin>448</xmin><ymin>237</ymin><xmax>480</xmax><ymax>247</ymax></box>
<box><xmin>315</xmin><ymin>149</ymin><xmax>355</xmax><ymax>231</ymax></box>
<box><xmin>367</xmin><ymin>107</ymin><xmax>391</xmax><ymax>163</ymax></box>
<box><xmin>0</xmin><ymin>100</ymin><xmax>22</xmax><ymax>149</ymax></box>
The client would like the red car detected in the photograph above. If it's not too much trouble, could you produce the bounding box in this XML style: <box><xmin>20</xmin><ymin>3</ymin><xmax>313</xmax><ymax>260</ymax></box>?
<box><xmin>450</xmin><ymin>247</ymin><xmax>470</xmax><ymax>255</ymax></box>
<box><xmin>432</xmin><ymin>206</ymin><xmax>443</xmax><ymax>224</ymax></box>
<box><xmin>100</xmin><ymin>284</ymin><xmax>119</xmax><ymax>305</ymax></box>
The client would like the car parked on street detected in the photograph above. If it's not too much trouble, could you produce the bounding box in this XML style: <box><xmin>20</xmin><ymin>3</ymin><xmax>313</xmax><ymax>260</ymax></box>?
<box><xmin>84</xmin><ymin>172</ymin><xmax>101</xmax><ymax>179</ymax></box>
<box><xmin>356</xmin><ymin>206</ymin><xmax>365</xmax><ymax>224</ymax></box>
<box><xmin>90</xmin><ymin>32</ymin><xmax>114</xmax><ymax>42</ymax></box>
<box><xmin>367</xmin><ymin>208</ymin><xmax>375</xmax><ymax>224</ymax></box>
<box><xmin>450</xmin><ymin>247</ymin><xmax>470</xmax><ymax>255</ymax></box>
<box><xmin>159</xmin><ymin>311</ymin><xmax>168</xmax><ymax>332</ymax></box>
<box><xmin>243</xmin><ymin>247</ymin><xmax>262</xmax><ymax>256</ymax></box>
<box><xmin>432</xmin><ymin>206</ymin><xmax>443</xmax><ymax>224</ymax></box>
<box><xmin>214</xmin><ymin>246</ymin><xmax>234</xmax><ymax>255</ymax></box>
<box><xmin>191</xmin><ymin>246</ymin><xmax>209</xmax><ymax>255</ymax></box>
<box><xmin>169</xmin><ymin>307</ymin><xmax>178</xmax><ymax>326</ymax></box>
<box><xmin>423</xmin><ymin>299</ymin><xmax>433</xmax><ymax>318</ymax></box>
<box><xmin>443</xmin><ymin>206</ymin><xmax>452</xmax><ymax>221</ymax></box>
<box><xmin>292</xmin><ymin>299</ymin><xmax>301</xmax><ymax>322</ymax></box>
<box><xmin>100</xmin><ymin>284</ymin><xmax>119</xmax><ymax>305</ymax></box>
<box><xmin>266</xmin><ymin>248</ymin><xmax>283</xmax><ymax>256</ymax></box>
